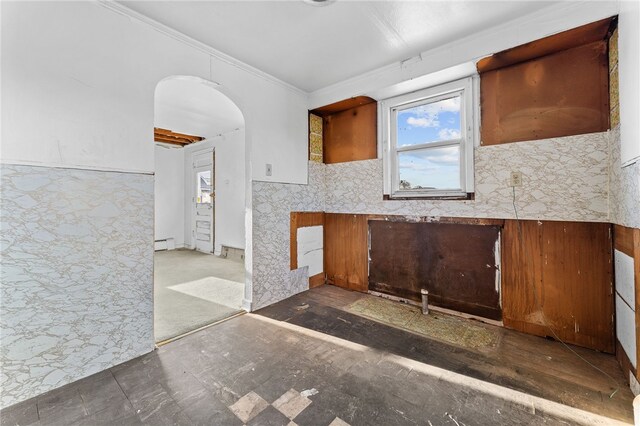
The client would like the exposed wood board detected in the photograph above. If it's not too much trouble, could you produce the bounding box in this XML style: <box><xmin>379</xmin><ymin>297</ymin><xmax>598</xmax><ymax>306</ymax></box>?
<box><xmin>614</xmin><ymin>223</ymin><xmax>635</xmax><ymax>257</ymax></box>
<box><xmin>480</xmin><ymin>41</ymin><xmax>610</xmax><ymax>145</ymax></box>
<box><xmin>310</xmin><ymin>96</ymin><xmax>376</xmax><ymax>117</ymax></box>
<box><xmin>290</xmin><ymin>212</ymin><xmax>324</xmax><ymax>270</ymax></box>
<box><xmin>476</xmin><ymin>17</ymin><xmax>614</xmax><ymax>73</ymax></box>
<box><xmin>634</xmin><ymin>227</ymin><xmax>640</xmax><ymax>381</ymax></box>
<box><xmin>368</xmin><ymin>221</ymin><xmax>502</xmax><ymax>321</ymax></box>
<box><xmin>367</xmin><ymin>215</ymin><xmax>504</xmax><ymax>227</ymax></box>
<box><xmin>309</xmin><ymin>272</ymin><xmax>325</xmax><ymax>289</ymax></box>
<box><xmin>324</xmin><ymin>213</ymin><xmax>369</xmax><ymax>292</ymax></box>
<box><xmin>154</xmin><ymin>127</ymin><xmax>204</xmax><ymax>145</ymax></box>
<box><xmin>502</xmin><ymin>220</ymin><xmax>614</xmax><ymax>353</ymax></box>
<box><xmin>154</xmin><ymin>136</ymin><xmax>191</xmax><ymax>145</ymax></box>
<box><xmin>322</xmin><ymin>102</ymin><xmax>377</xmax><ymax>164</ymax></box>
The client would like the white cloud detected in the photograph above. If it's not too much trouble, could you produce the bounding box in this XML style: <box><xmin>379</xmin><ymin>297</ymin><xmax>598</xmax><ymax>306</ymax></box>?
<box><xmin>438</xmin><ymin>128</ymin><xmax>461</xmax><ymax>140</ymax></box>
<box><xmin>401</xmin><ymin>95</ymin><xmax>460</xmax><ymax>129</ymax></box>
<box><xmin>406</xmin><ymin>116</ymin><xmax>438</xmax><ymax>128</ymax></box>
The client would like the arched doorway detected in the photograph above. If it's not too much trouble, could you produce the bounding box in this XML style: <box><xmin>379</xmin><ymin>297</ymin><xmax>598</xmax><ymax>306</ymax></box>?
<box><xmin>153</xmin><ymin>76</ymin><xmax>247</xmax><ymax>343</ymax></box>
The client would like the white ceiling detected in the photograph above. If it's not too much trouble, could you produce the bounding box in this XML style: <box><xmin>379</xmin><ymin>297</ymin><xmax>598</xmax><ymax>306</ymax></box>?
<box><xmin>155</xmin><ymin>77</ymin><xmax>244</xmax><ymax>140</ymax></box>
<box><xmin>121</xmin><ymin>0</ymin><xmax>557</xmax><ymax>92</ymax></box>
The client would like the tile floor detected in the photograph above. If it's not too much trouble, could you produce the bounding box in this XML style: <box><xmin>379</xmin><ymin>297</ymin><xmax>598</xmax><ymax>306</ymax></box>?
<box><xmin>1</xmin><ymin>305</ymin><xmax>630</xmax><ymax>426</ymax></box>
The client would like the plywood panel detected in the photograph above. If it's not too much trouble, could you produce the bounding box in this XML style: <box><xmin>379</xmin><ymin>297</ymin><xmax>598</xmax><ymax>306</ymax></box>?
<box><xmin>311</xmin><ymin>96</ymin><xmax>376</xmax><ymax>116</ymax></box>
<box><xmin>322</xmin><ymin>102</ymin><xmax>377</xmax><ymax>164</ymax></box>
<box><xmin>324</xmin><ymin>213</ymin><xmax>369</xmax><ymax>292</ymax></box>
<box><xmin>502</xmin><ymin>220</ymin><xmax>614</xmax><ymax>353</ymax></box>
<box><xmin>481</xmin><ymin>41</ymin><xmax>609</xmax><ymax>145</ymax></box>
<box><xmin>368</xmin><ymin>221</ymin><xmax>502</xmax><ymax>320</ymax></box>
<box><xmin>614</xmin><ymin>223</ymin><xmax>635</xmax><ymax>257</ymax></box>
<box><xmin>635</xmin><ymin>228</ymin><xmax>640</xmax><ymax>380</ymax></box>
<box><xmin>477</xmin><ymin>17</ymin><xmax>614</xmax><ymax>73</ymax></box>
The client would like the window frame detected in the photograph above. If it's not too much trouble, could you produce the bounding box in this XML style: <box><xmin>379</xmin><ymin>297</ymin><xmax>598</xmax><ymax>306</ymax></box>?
<box><xmin>381</xmin><ymin>76</ymin><xmax>477</xmax><ymax>199</ymax></box>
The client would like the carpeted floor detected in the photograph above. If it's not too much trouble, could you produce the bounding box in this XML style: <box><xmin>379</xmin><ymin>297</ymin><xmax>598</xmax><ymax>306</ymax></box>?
<box><xmin>154</xmin><ymin>249</ymin><xmax>245</xmax><ymax>342</ymax></box>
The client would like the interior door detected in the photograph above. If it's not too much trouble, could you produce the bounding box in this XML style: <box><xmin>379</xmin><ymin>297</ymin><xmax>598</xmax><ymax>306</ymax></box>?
<box><xmin>193</xmin><ymin>152</ymin><xmax>214</xmax><ymax>254</ymax></box>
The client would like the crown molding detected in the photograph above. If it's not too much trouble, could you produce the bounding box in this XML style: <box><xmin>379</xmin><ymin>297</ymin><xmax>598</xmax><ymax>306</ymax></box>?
<box><xmin>309</xmin><ymin>0</ymin><xmax>619</xmax><ymax>109</ymax></box>
<box><xmin>98</xmin><ymin>0</ymin><xmax>307</xmax><ymax>97</ymax></box>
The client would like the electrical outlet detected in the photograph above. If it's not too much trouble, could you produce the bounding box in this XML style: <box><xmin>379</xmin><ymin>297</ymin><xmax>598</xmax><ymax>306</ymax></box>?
<box><xmin>266</xmin><ymin>163</ymin><xmax>272</xmax><ymax>176</ymax></box>
<box><xmin>510</xmin><ymin>171</ymin><xmax>523</xmax><ymax>187</ymax></box>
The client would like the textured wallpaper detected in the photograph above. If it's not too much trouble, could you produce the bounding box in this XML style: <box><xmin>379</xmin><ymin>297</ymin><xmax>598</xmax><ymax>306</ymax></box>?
<box><xmin>251</xmin><ymin>161</ymin><xmax>324</xmax><ymax>310</ymax></box>
<box><xmin>325</xmin><ymin>132</ymin><xmax>610</xmax><ymax>221</ymax></box>
<box><xmin>250</xmin><ymin>132</ymin><xmax>611</xmax><ymax>314</ymax></box>
<box><xmin>609</xmin><ymin>126</ymin><xmax>640</xmax><ymax>229</ymax></box>
<box><xmin>0</xmin><ymin>164</ymin><xmax>154</xmax><ymax>408</ymax></box>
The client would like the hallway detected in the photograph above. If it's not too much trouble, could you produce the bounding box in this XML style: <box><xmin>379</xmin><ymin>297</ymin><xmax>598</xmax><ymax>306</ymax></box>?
<box><xmin>154</xmin><ymin>249</ymin><xmax>244</xmax><ymax>342</ymax></box>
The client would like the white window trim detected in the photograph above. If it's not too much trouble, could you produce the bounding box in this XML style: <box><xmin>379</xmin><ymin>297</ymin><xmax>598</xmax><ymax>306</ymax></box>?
<box><xmin>381</xmin><ymin>76</ymin><xmax>478</xmax><ymax>198</ymax></box>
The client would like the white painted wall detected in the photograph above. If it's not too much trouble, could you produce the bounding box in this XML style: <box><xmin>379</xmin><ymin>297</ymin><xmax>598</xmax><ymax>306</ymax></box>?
<box><xmin>1</xmin><ymin>1</ymin><xmax>308</xmax><ymax>184</ymax></box>
<box><xmin>618</xmin><ymin>0</ymin><xmax>640</xmax><ymax>165</ymax></box>
<box><xmin>297</xmin><ymin>226</ymin><xmax>323</xmax><ymax>277</ymax></box>
<box><xmin>615</xmin><ymin>249</ymin><xmax>637</xmax><ymax>368</ymax></box>
<box><xmin>184</xmin><ymin>130</ymin><xmax>246</xmax><ymax>254</ymax></box>
<box><xmin>0</xmin><ymin>1</ymin><xmax>305</xmax><ymax>406</ymax></box>
<box><xmin>154</xmin><ymin>145</ymin><xmax>185</xmax><ymax>248</ymax></box>
<box><xmin>308</xmin><ymin>1</ymin><xmax>619</xmax><ymax>109</ymax></box>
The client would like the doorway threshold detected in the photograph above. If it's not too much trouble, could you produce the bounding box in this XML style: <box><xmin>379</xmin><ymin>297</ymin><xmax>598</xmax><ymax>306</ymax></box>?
<box><xmin>155</xmin><ymin>310</ymin><xmax>245</xmax><ymax>347</ymax></box>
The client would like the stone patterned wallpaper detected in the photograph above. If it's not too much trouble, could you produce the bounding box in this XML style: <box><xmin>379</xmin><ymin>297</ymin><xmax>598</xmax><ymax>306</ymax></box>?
<box><xmin>249</xmin><ymin>132</ymin><xmax>611</xmax><ymax>314</ymax></box>
<box><xmin>609</xmin><ymin>126</ymin><xmax>640</xmax><ymax>229</ymax></box>
<box><xmin>251</xmin><ymin>161</ymin><xmax>324</xmax><ymax>310</ymax></box>
<box><xmin>0</xmin><ymin>164</ymin><xmax>154</xmax><ymax>408</ymax></box>
<box><xmin>325</xmin><ymin>132</ymin><xmax>610</xmax><ymax>222</ymax></box>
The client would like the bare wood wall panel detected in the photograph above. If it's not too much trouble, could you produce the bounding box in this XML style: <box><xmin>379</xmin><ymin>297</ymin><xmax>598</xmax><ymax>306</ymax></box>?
<box><xmin>614</xmin><ymin>224</ymin><xmax>636</xmax><ymax>257</ymax></box>
<box><xmin>368</xmin><ymin>221</ymin><xmax>502</xmax><ymax>320</ymax></box>
<box><xmin>322</xmin><ymin>102</ymin><xmax>377</xmax><ymax>164</ymax></box>
<box><xmin>502</xmin><ymin>220</ymin><xmax>614</xmax><ymax>353</ymax></box>
<box><xmin>477</xmin><ymin>18</ymin><xmax>613</xmax><ymax>73</ymax></box>
<box><xmin>290</xmin><ymin>212</ymin><xmax>325</xmax><ymax>288</ymax></box>
<box><xmin>481</xmin><ymin>41</ymin><xmax>610</xmax><ymax>146</ymax></box>
<box><xmin>324</xmin><ymin>213</ymin><xmax>369</xmax><ymax>292</ymax></box>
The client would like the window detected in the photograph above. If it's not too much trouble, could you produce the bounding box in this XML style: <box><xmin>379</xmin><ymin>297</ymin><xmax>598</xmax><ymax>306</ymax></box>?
<box><xmin>382</xmin><ymin>77</ymin><xmax>476</xmax><ymax>198</ymax></box>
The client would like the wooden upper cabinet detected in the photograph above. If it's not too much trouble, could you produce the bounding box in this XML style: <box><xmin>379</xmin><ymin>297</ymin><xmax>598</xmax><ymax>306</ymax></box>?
<box><xmin>310</xmin><ymin>96</ymin><xmax>377</xmax><ymax>164</ymax></box>
<box><xmin>478</xmin><ymin>17</ymin><xmax>614</xmax><ymax>146</ymax></box>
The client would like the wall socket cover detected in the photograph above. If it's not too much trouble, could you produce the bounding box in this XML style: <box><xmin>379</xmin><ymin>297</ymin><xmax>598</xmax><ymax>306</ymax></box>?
<box><xmin>266</xmin><ymin>163</ymin><xmax>272</xmax><ymax>176</ymax></box>
<box><xmin>510</xmin><ymin>171</ymin><xmax>523</xmax><ymax>187</ymax></box>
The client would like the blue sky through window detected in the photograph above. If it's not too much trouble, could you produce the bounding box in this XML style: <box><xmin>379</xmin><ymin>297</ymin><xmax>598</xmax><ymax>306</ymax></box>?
<box><xmin>396</xmin><ymin>95</ymin><xmax>462</xmax><ymax>190</ymax></box>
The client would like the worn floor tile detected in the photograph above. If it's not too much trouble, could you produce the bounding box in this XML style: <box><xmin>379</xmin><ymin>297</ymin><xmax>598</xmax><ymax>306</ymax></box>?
<box><xmin>178</xmin><ymin>390</ymin><xmax>242</xmax><ymax>426</ymax></box>
<box><xmin>272</xmin><ymin>389</ymin><xmax>311</xmax><ymax>420</ymax></box>
<box><xmin>0</xmin><ymin>398</ymin><xmax>39</xmax><ymax>426</ymax></box>
<box><xmin>37</xmin><ymin>389</ymin><xmax>87</xmax><ymax>425</ymax></box>
<box><xmin>328</xmin><ymin>418</ymin><xmax>351</xmax><ymax>426</ymax></box>
<box><xmin>228</xmin><ymin>391</ymin><xmax>269</xmax><ymax>423</ymax></box>
<box><xmin>246</xmin><ymin>405</ymin><xmax>291</xmax><ymax>426</ymax></box>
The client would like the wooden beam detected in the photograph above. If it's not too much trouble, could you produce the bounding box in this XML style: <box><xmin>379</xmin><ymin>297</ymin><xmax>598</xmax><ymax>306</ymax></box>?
<box><xmin>154</xmin><ymin>136</ymin><xmax>191</xmax><ymax>145</ymax></box>
<box><xmin>154</xmin><ymin>127</ymin><xmax>204</xmax><ymax>145</ymax></box>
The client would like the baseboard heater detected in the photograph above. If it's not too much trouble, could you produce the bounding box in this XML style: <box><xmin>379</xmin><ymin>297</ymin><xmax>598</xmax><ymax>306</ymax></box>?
<box><xmin>154</xmin><ymin>238</ymin><xmax>175</xmax><ymax>251</ymax></box>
